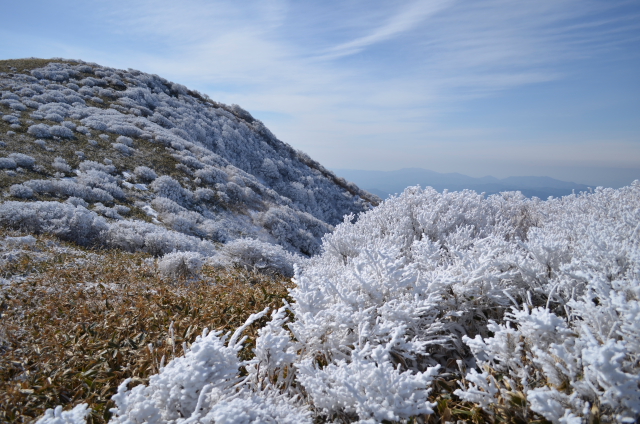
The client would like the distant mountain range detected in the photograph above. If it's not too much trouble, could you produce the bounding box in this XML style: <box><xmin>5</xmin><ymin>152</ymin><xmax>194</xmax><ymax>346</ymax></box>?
<box><xmin>334</xmin><ymin>168</ymin><xmax>593</xmax><ymax>199</ymax></box>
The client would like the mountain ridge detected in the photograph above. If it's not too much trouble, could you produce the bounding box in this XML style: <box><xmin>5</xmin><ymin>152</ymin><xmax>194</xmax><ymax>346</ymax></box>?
<box><xmin>333</xmin><ymin>167</ymin><xmax>593</xmax><ymax>199</ymax></box>
<box><xmin>0</xmin><ymin>58</ymin><xmax>378</xmax><ymax>272</ymax></box>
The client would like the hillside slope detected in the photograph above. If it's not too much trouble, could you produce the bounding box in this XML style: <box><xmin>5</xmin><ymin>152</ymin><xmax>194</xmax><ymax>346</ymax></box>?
<box><xmin>0</xmin><ymin>58</ymin><xmax>379</xmax><ymax>269</ymax></box>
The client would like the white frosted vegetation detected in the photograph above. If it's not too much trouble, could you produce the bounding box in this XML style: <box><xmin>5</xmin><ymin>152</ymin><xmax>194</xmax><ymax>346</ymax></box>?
<box><xmin>2</xmin><ymin>60</ymin><xmax>376</xmax><ymax>263</ymax></box>
<box><xmin>157</xmin><ymin>251</ymin><xmax>204</xmax><ymax>279</ymax></box>
<box><xmin>52</xmin><ymin>156</ymin><xmax>72</xmax><ymax>173</ymax></box>
<box><xmin>100</xmin><ymin>184</ymin><xmax>640</xmax><ymax>423</ymax></box>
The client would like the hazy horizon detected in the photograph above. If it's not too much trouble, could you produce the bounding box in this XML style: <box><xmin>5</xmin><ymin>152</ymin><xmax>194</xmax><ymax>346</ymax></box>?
<box><xmin>333</xmin><ymin>165</ymin><xmax>640</xmax><ymax>189</ymax></box>
<box><xmin>2</xmin><ymin>0</ymin><xmax>638</xmax><ymax>184</ymax></box>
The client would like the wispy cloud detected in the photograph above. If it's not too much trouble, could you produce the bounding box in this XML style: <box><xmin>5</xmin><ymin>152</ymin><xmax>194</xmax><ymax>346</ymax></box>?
<box><xmin>321</xmin><ymin>0</ymin><xmax>454</xmax><ymax>59</ymax></box>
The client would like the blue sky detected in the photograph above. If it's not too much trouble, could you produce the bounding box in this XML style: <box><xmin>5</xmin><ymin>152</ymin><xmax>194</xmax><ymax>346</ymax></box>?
<box><xmin>1</xmin><ymin>0</ymin><xmax>639</xmax><ymax>186</ymax></box>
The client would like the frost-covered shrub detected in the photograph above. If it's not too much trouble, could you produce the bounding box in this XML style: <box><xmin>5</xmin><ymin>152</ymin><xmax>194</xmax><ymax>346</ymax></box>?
<box><xmin>77</xmin><ymin>160</ymin><xmax>116</xmax><ymax>174</ymax></box>
<box><xmin>150</xmin><ymin>176</ymin><xmax>193</xmax><ymax>206</ymax></box>
<box><xmin>62</xmin><ymin>121</ymin><xmax>76</xmax><ymax>130</ymax></box>
<box><xmin>115</xmin><ymin>205</ymin><xmax>130</xmax><ymax>215</ymax></box>
<box><xmin>93</xmin><ymin>202</ymin><xmax>125</xmax><ymax>220</ymax></box>
<box><xmin>8</xmin><ymin>101</ymin><xmax>27</xmax><ymax>111</ymax></box>
<box><xmin>0</xmin><ymin>201</ymin><xmax>108</xmax><ymax>246</ymax></box>
<box><xmin>257</xmin><ymin>206</ymin><xmax>331</xmax><ymax>256</ymax></box>
<box><xmin>34</xmin><ymin>139</ymin><xmax>47</xmax><ymax>148</ymax></box>
<box><xmin>151</xmin><ymin>196</ymin><xmax>185</xmax><ymax>214</ymax></box>
<box><xmin>108</xmin><ymin>318</ymin><xmax>312</xmax><ymax>424</ymax></box>
<box><xmin>261</xmin><ymin>157</ymin><xmax>280</xmax><ymax>179</ymax></box>
<box><xmin>45</xmin><ymin>113</ymin><xmax>64</xmax><ymax>122</ymax></box>
<box><xmin>194</xmin><ymin>165</ymin><xmax>227</xmax><ymax>185</ymax></box>
<box><xmin>50</xmin><ymin>125</ymin><xmax>74</xmax><ymax>138</ymax></box>
<box><xmin>134</xmin><ymin>166</ymin><xmax>157</xmax><ymax>182</ymax></box>
<box><xmin>112</xmin><ymin>142</ymin><xmax>134</xmax><ymax>155</ymax></box>
<box><xmin>10</xmin><ymin>184</ymin><xmax>34</xmax><ymax>198</ymax></box>
<box><xmin>157</xmin><ymin>251</ymin><xmax>204</xmax><ymax>279</ymax></box>
<box><xmin>52</xmin><ymin>156</ymin><xmax>72</xmax><ymax>173</ymax></box>
<box><xmin>76</xmin><ymin>169</ymin><xmax>125</xmax><ymax>199</ymax></box>
<box><xmin>3</xmin><ymin>235</ymin><xmax>37</xmax><ymax>248</ymax></box>
<box><xmin>0</xmin><ymin>157</ymin><xmax>17</xmax><ymax>169</ymax></box>
<box><xmin>115</xmin><ymin>135</ymin><xmax>133</xmax><ymax>146</ymax></box>
<box><xmin>194</xmin><ymin>187</ymin><xmax>215</xmax><ymax>202</ymax></box>
<box><xmin>76</xmin><ymin>125</ymin><xmax>90</xmax><ymax>135</ymax></box>
<box><xmin>66</xmin><ymin>197</ymin><xmax>88</xmax><ymax>208</ymax></box>
<box><xmin>23</xmin><ymin>179</ymin><xmax>114</xmax><ymax>203</ymax></box>
<box><xmin>217</xmin><ymin>238</ymin><xmax>297</xmax><ymax>277</ymax></box>
<box><xmin>109</xmin><ymin>124</ymin><xmax>142</xmax><ymax>138</ymax></box>
<box><xmin>2</xmin><ymin>92</ymin><xmax>19</xmax><ymax>101</ymax></box>
<box><xmin>36</xmin><ymin>403</ymin><xmax>90</xmax><ymax>424</ymax></box>
<box><xmin>266</xmin><ymin>184</ymin><xmax>639</xmax><ymax>423</ymax></box>
<box><xmin>3</xmin><ymin>114</ymin><xmax>19</xmax><ymax>124</ymax></box>
<box><xmin>104</xmin><ymin>219</ymin><xmax>216</xmax><ymax>257</ymax></box>
<box><xmin>8</xmin><ymin>153</ymin><xmax>36</xmax><ymax>168</ymax></box>
<box><xmin>27</xmin><ymin>123</ymin><xmax>51</xmax><ymax>138</ymax></box>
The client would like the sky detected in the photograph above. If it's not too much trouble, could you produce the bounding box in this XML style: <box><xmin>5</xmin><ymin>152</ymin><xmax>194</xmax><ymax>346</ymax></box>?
<box><xmin>1</xmin><ymin>0</ymin><xmax>639</xmax><ymax>187</ymax></box>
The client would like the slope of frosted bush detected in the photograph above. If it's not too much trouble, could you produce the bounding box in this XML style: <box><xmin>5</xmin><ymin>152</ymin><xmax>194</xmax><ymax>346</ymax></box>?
<box><xmin>0</xmin><ymin>201</ymin><xmax>217</xmax><ymax>256</ymax></box>
<box><xmin>102</xmin><ymin>184</ymin><xmax>640</xmax><ymax>423</ymax></box>
<box><xmin>1</xmin><ymin>59</ymin><xmax>378</xmax><ymax>259</ymax></box>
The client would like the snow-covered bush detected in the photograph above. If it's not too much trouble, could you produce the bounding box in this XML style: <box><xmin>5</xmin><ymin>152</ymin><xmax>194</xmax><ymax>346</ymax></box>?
<box><xmin>216</xmin><ymin>238</ymin><xmax>298</xmax><ymax>277</ymax></box>
<box><xmin>3</xmin><ymin>235</ymin><xmax>37</xmax><ymax>248</ymax></box>
<box><xmin>78</xmin><ymin>160</ymin><xmax>116</xmax><ymax>174</ymax></box>
<box><xmin>0</xmin><ymin>201</ymin><xmax>108</xmax><ymax>246</ymax></box>
<box><xmin>151</xmin><ymin>176</ymin><xmax>193</xmax><ymax>206</ymax></box>
<box><xmin>62</xmin><ymin>121</ymin><xmax>76</xmax><ymax>130</ymax></box>
<box><xmin>23</xmin><ymin>179</ymin><xmax>114</xmax><ymax>203</ymax></box>
<box><xmin>36</xmin><ymin>403</ymin><xmax>90</xmax><ymax>424</ymax></box>
<box><xmin>66</xmin><ymin>196</ymin><xmax>88</xmax><ymax>208</ymax></box>
<box><xmin>194</xmin><ymin>165</ymin><xmax>228</xmax><ymax>184</ymax></box>
<box><xmin>27</xmin><ymin>123</ymin><xmax>52</xmax><ymax>138</ymax></box>
<box><xmin>0</xmin><ymin>157</ymin><xmax>17</xmax><ymax>169</ymax></box>
<box><xmin>50</xmin><ymin>125</ymin><xmax>74</xmax><ymax>138</ymax></box>
<box><xmin>108</xmin><ymin>316</ymin><xmax>312</xmax><ymax>424</ymax></box>
<box><xmin>76</xmin><ymin>169</ymin><xmax>125</xmax><ymax>199</ymax></box>
<box><xmin>115</xmin><ymin>135</ymin><xmax>133</xmax><ymax>146</ymax></box>
<box><xmin>104</xmin><ymin>219</ymin><xmax>217</xmax><ymax>256</ymax></box>
<box><xmin>10</xmin><ymin>184</ymin><xmax>34</xmax><ymax>198</ymax></box>
<box><xmin>157</xmin><ymin>251</ymin><xmax>204</xmax><ymax>279</ymax></box>
<box><xmin>257</xmin><ymin>205</ymin><xmax>331</xmax><ymax>256</ymax></box>
<box><xmin>9</xmin><ymin>153</ymin><xmax>36</xmax><ymax>168</ymax></box>
<box><xmin>93</xmin><ymin>202</ymin><xmax>125</xmax><ymax>219</ymax></box>
<box><xmin>52</xmin><ymin>156</ymin><xmax>72</xmax><ymax>173</ymax></box>
<box><xmin>45</xmin><ymin>113</ymin><xmax>64</xmax><ymax>122</ymax></box>
<box><xmin>279</xmin><ymin>184</ymin><xmax>638</xmax><ymax>423</ymax></box>
<box><xmin>112</xmin><ymin>142</ymin><xmax>134</xmax><ymax>155</ymax></box>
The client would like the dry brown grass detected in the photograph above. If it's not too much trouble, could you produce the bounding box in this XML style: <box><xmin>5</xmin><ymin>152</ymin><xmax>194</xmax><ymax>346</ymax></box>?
<box><xmin>0</xmin><ymin>229</ymin><xmax>292</xmax><ymax>423</ymax></box>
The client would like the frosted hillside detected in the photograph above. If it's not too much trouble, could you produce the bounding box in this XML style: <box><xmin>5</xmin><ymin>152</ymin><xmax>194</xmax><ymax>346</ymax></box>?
<box><xmin>0</xmin><ymin>58</ymin><xmax>378</xmax><ymax>272</ymax></box>
<box><xmin>39</xmin><ymin>184</ymin><xmax>640</xmax><ymax>424</ymax></box>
